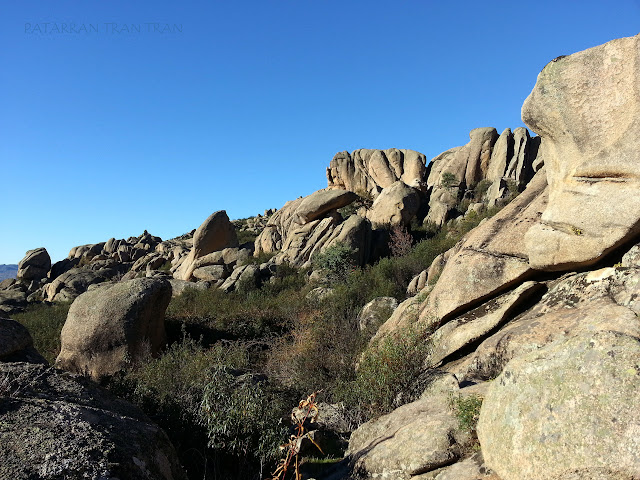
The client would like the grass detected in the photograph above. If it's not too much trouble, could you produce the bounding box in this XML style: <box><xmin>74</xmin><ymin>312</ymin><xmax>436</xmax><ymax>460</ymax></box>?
<box><xmin>450</xmin><ymin>394</ymin><xmax>483</xmax><ymax>432</ymax></box>
<box><xmin>11</xmin><ymin>302</ymin><xmax>71</xmax><ymax>364</ymax></box>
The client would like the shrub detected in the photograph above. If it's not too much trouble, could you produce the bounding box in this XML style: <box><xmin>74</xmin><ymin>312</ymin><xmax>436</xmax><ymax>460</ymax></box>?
<box><xmin>243</xmin><ymin>251</ymin><xmax>276</xmax><ymax>266</ymax></box>
<box><xmin>440</xmin><ymin>172</ymin><xmax>458</xmax><ymax>188</ymax></box>
<box><xmin>450</xmin><ymin>394</ymin><xmax>483</xmax><ymax>432</ymax></box>
<box><xmin>337</xmin><ymin>325</ymin><xmax>433</xmax><ymax>418</ymax></box>
<box><xmin>11</xmin><ymin>302</ymin><xmax>71</xmax><ymax>364</ymax></box>
<box><xmin>200</xmin><ymin>367</ymin><xmax>288</xmax><ymax>464</ymax></box>
<box><xmin>312</xmin><ymin>243</ymin><xmax>356</xmax><ymax>283</ymax></box>
<box><xmin>237</xmin><ymin>229</ymin><xmax>259</xmax><ymax>245</ymax></box>
<box><xmin>473</xmin><ymin>179</ymin><xmax>492</xmax><ymax>200</ymax></box>
<box><xmin>107</xmin><ymin>335</ymin><xmax>286</xmax><ymax>480</ymax></box>
<box><xmin>388</xmin><ymin>224</ymin><xmax>413</xmax><ymax>258</ymax></box>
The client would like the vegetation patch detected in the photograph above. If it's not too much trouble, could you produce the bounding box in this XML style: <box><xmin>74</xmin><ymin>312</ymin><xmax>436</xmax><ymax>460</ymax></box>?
<box><xmin>11</xmin><ymin>302</ymin><xmax>71</xmax><ymax>364</ymax></box>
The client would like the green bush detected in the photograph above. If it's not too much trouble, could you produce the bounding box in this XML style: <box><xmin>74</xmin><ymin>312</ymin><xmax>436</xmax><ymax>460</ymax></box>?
<box><xmin>337</xmin><ymin>326</ymin><xmax>433</xmax><ymax>418</ymax></box>
<box><xmin>11</xmin><ymin>302</ymin><xmax>71</xmax><ymax>364</ymax></box>
<box><xmin>107</xmin><ymin>335</ymin><xmax>287</xmax><ymax>480</ymax></box>
<box><xmin>312</xmin><ymin>243</ymin><xmax>356</xmax><ymax>283</ymax></box>
<box><xmin>236</xmin><ymin>229</ymin><xmax>258</xmax><ymax>246</ymax></box>
<box><xmin>243</xmin><ymin>251</ymin><xmax>275</xmax><ymax>265</ymax></box>
<box><xmin>440</xmin><ymin>171</ymin><xmax>458</xmax><ymax>188</ymax></box>
<box><xmin>200</xmin><ymin>367</ymin><xmax>287</xmax><ymax>463</ymax></box>
<box><xmin>450</xmin><ymin>394</ymin><xmax>483</xmax><ymax>432</ymax></box>
<box><xmin>473</xmin><ymin>179</ymin><xmax>492</xmax><ymax>200</ymax></box>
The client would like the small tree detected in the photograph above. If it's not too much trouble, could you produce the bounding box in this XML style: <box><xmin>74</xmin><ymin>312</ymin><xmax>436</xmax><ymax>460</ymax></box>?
<box><xmin>389</xmin><ymin>224</ymin><xmax>413</xmax><ymax>257</ymax></box>
<box><xmin>440</xmin><ymin>172</ymin><xmax>458</xmax><ymax>189</ymax></box>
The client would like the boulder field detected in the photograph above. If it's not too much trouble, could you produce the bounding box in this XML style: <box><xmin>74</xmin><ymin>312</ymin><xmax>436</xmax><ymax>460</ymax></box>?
<box><xmin>1</xmin><ymin>33</ymin><xmax>639</xmax><ymax>480</ymax></box>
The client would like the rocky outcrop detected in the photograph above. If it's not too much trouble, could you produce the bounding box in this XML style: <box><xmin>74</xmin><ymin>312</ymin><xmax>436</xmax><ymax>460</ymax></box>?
<box><xmin>0</xmin><ymin>285</ymin><xmax>27</xmax><ymax>314</ymax></box>
<box><xmin>523</xmin><ymin>33</ymin><xmax>640</xmax><ymax>271</ymax></box>
<box><xmin>366</xmin><ymin>181</ymin><xmax>421</xmax><ymax>228</ymax></box>
<box><xmin>56</xmin><ymin>278</ymin><xmax>172</xmax><ymax>379</ymax></box>
<box><xmin>16</xmin><ymin>248</ymin><xmax>51</xmax><ymax>283</ymax></box>
<box><xmin>450</xmin><ymin>262</ymin><xmax>640</xmax><ymax>383</ymax></box>
<box><xmin>357</xmin><ymin>297</ymin><xmax>398</xmax><ymax>333</ymax></box>
<box><xmin>424</xmin><ymin>127</ymin><xmax>541</xmax><ymax>226</ymax></box>
<box><xmin>327</xmin><ymin>148</ymin><xmax>428</xmax><ymax>195</ymax></box>
<box><xmin>254</xmin><ymin>189</ymin><xmax>371</xmax><ymax>268</ymax></box>
<box><xmin>43</xmin><ymin>267</ymin><xmax>118</xmax><ymax>303</ymax></box>
<box><xmin>478</xmin><ymin>331</ymin><xmax>640</xmax><ymax>480</ymax></box>
<box><xmin>355</xmin><ymin>35</ymin><xmax>640</xmax><ymax>480</ymax></box>
<box><xmin>0</xmin><ymin>362</ymin><xmax>187</xmax><ymax>480</ymax></box>
<box><xmin>173</xmin><ymin>210</ymin><xmax>238</xmax><ymax>281</ymax></box>
<box><xmin>295</xmin><ymin>189</ymin><xmax>359</xmax><ymax>224</ymax></box>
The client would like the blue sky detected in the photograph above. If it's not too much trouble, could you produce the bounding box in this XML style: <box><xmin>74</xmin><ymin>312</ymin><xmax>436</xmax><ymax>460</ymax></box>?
<box><xmin>1</xmin><ymin>0</ymin><xmax>639</xmax><ymax>264</ymax></box>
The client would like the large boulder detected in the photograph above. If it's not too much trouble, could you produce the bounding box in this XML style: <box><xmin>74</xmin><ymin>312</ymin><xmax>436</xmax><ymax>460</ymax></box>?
<box><xmin>523</xmin><ymin>33</ymin><xmax>640</xmax><ymax>271</ymax></box>
<box><xmin>366</xmin><ymin>181</ymin><xmax>421</xmax><ymax>228</ymax></box>
<box><xmin>327</xmin><ymin>148</ymin><xmax>428</xmax><ymax>195</ymax></box>
<box><xmin>478</xmin><ymin>331</ymin><xmax>640</xmax><ymax>480</ymax></box>
<box><xmin>174</xmin><ymin>210</ymin><xmax>238</xmax><ymax>281</ymax></box>
<box><xmin>0</xmin><ymin>287</ymin><xmax>27</xmax><ymax>314</ymax></box>
<box><xmin>0</xmin><ymin>362</ymin><xmax>186</xmax><ymax>480</ymax></box>
<box><xmin>295</xmin><ymin>189</ymin><xmax>358</xmax><ymax>224</ymax></box>
<box><xmin>56</xmin><ymin>278</ymin><xmax>172</xmax><ymax>380</ymax></box>
<box><xmin>347</xmin><ymin>381</ymin><xmax>484</xmax><ymax>479</ymax></box>
<box><xmin>0</xmin><ymin>317</ymin><xmax>46</xmax><ymax>364</ymax></box>
<box><xmin>17</xmin><ymin>248</ymin><xmax>51</xmax><ymax>282</ymax></box>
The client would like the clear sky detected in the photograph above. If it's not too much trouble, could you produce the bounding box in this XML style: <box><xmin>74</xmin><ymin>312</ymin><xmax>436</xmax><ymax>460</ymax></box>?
<box><xmin>1</xmin><ymin>0</ymin><xmax>639</xmax><ymax>264</ymax></box>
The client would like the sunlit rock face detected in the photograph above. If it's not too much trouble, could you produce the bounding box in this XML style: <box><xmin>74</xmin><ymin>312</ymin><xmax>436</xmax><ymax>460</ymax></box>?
<box><xmin>522</xmin><ymin>33</ymin><xmax>640</xmax><ymax>271</ymax></box>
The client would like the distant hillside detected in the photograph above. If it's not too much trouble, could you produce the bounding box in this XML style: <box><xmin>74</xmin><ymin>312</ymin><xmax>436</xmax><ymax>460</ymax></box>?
<box><xmin>0</xmin><ymin>264</ymin><xmax>18</xmax><ymax>281</ymax></box>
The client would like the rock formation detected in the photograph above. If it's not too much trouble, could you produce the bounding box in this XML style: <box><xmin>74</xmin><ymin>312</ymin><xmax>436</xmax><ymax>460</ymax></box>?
<box><xmin>479</xmin><ymin>331</ymin><xmax>640</xmax><ymax>480</ymax></box>
<box><xmin>16</xmin><ymin>247</ymin><xmax>51</xmax><ymax>283</ymax></box>
<box><xmin>523</xmin><ymin>33</ymin><xmax>640</xmax><ymax>271</ymax></box>
<box><xmin>327</xmin><ymin>148</ymin><xmax>428</xmax><ymax>194</ymax></box>
<box><xmin>347</xmin><ymin>34</ymin><xmax>640</xmax><ymax>480</ymax></box>
<box><xmin>254</xmin><ymin>189</ymin><xmax>372</xmax><ymax>269</ymax></box>
<box><xmin>56</xmin><ymin>277</ymin><xmax>172</xmax><ymax>379</ymax></box>
<box><xmin>174</xmin><ymin>210</ymin><xmax>238</xmax><ymax>281</ymax></box>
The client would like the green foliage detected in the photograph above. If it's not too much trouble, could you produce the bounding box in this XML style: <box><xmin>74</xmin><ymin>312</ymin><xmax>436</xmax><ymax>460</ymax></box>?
<box><xmin>243</xmin><ymin>251</ymin><xmax>276</xmax><ymax>266</ymax></box>
<box><xmin>440</xmin><ymin>171</ymin><xmax>458</xmax><ymax>188</ymax></box>
<box><xmin>108</xmin><ymin>335</ymin><xmax>287</xmax><ymax>479</ymax></box>
<box><xmin>114</xmin><ymin>335</ymin><xmax>249</xmax><ymax>418</ymax></box>
<box><xmin>338</xmin><ymin>326</ymin><xmax>432</xmax><ymax>417</ymax></box>
<box><xmin>166</xmin><ymin>277</ymin><xmax>311</xmax><ymax>340</ymax></box>
<box><xmin>338</xmin><ymin>189</ymin><xmax>373</xmax><ymax>220</ymax></box>
<box><xmin>158</xmin><ymin>260</ymin><xmax>173</xmax><ymax>272</ymax></box>
<box><xmin>312</xmin><ymin>243</ymin><xmax>356</xmax><ymax>283</ymax></box>
<box><xmin>236</xmin><ymin>229</ymin><xmax>258</xmax><ymax>246</ymax></box>
<box><xmin>473</xmin><ymin>179</ymin><xmax>492</xmax><ymax>200</ymax></box>
<box><xmin>11</xmin><ymin>302</ymin><xmax>71</xmax><ymax>364</ymax></box>
<box><xmin>200</xmin><ymin>367</ymin><xmax>287</xmax><ymax>463</ymax></box>
<box><xmin>450</xmin><ymin>394</ymin><xmax>483</xmax><ymax>432</ymax></box>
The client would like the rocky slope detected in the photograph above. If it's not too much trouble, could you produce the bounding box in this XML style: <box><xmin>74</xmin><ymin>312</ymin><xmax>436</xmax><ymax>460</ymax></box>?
<box><xmin>344</xmin><ymin>33</ymin><xmax>640</xmax><ymax>480</ymax></box>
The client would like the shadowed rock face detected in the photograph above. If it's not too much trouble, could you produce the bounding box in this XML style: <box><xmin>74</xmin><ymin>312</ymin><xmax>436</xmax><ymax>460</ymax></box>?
<box><xmin>0</xmin><ymin>362</ymin><xmax>187</xmax><ymax>480</ymax></box>
<box><xmin>523</xmin><ymin>33</ymin><xmax>640</xmax><ymax>271</ymax></box>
